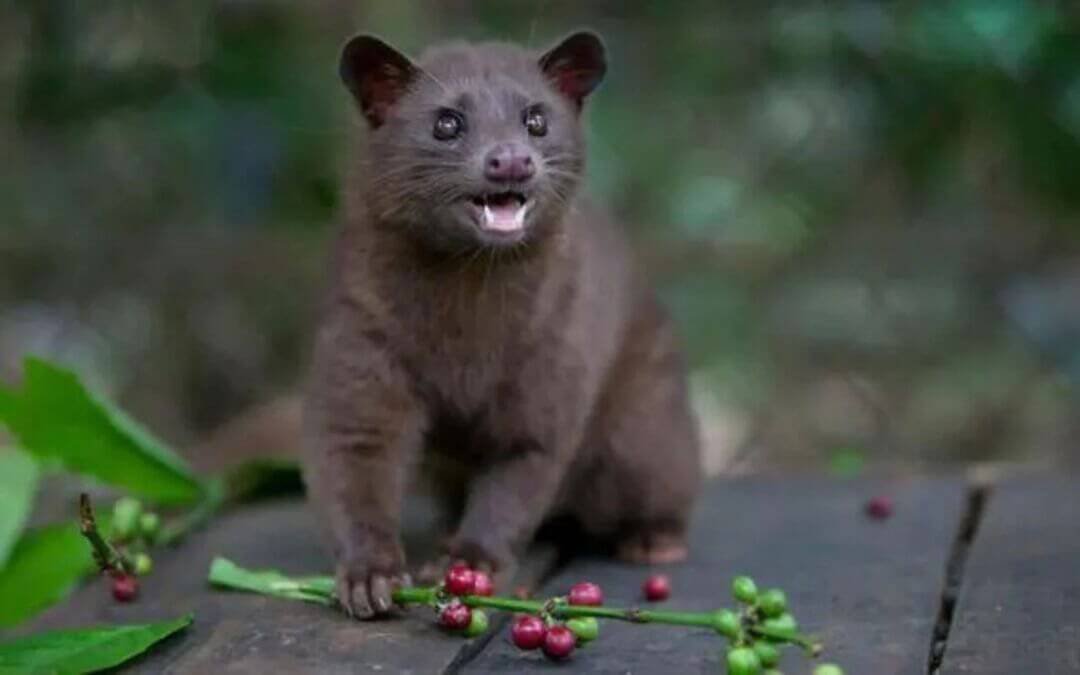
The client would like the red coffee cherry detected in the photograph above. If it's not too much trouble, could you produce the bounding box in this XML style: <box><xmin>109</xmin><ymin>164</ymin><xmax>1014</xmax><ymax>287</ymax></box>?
<box><xmin>642</xmin><ymin>574</ymin><xmax>671</xmax><ymax>602</ymax></box>
<box><xmin>444</xmin><ymin>564</ymin><xmax>476</xmax><ymax>596</ymax></box>
<box><xmin>439</xmin><ymin>602</ymin><xmax>472</xmax><ymax>630</ymax></box>
<box><xmin>510</xmin><ymin>615</ymin><xmax>547</xmax><ymax>650</ymax></box>
<box><xmin>472</xmin><ymin>570</ymin><xmax>495</xmax><ymax>597</ymax></box>
<box><xmin>111</xmin><ymin>574</ymin><xmax>139</xmax><ymax>603</ymax></box>
<box><xmin>542</xmin><ymin>624</ymin><xmax>576</xmax><ymax>660</ymax></box>
<box><xmin>567</xmin><ymin>581</ymin><xmax>603</xmax><ymax>606</ymax></box>
<box><xmin>865</xmin><ymin>496</ymin><xmax>894</xmax><ymax>520</ymax></box>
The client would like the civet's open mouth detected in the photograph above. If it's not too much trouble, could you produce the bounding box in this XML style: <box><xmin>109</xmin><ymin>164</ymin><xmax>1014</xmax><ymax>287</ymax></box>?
<box><xmin>469</xmin><ymin>192</ymin><xmax>529</xmax><ymax>233</ymax></box>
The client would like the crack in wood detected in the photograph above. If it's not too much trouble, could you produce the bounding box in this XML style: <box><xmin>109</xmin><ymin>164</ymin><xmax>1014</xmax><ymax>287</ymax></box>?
<box><xmin>443</xmin><ymin>612</ymin><xmax>513</xmax><ymax>675</ymax></box>
<box><xmin>927</xmin><ymin>484</ymin><xmax>990</xmax><ymax>674</ymax></box>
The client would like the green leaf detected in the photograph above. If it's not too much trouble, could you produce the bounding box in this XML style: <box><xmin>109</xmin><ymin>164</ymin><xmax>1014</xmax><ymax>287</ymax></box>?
<box><xmin>0</xmin><ymin>522</ymin><xmax>99</xmax><ymax>629</ymax></box>
<box><xmin>0</xmin><ymin>449</ymin><xmax>39</xmax><ymax>567</ymax></box>
<box><xmin>0</xmin><ymin>358</ymin><xmax>204</xmax><ymax>505</ymax></box>
<box><xmin>0</xmin><ymin>389</ymin><xmax>14</xmax><ymax>426</ymax></box>
<box><xmin>208</xmin><ymin>557</ymin><xmax>334</xmax><ymax>605</ymax></box>
<box><xmin>0</xmin><ymin>614</ymin><xmax>192</xmax><ymax>674</ymax></box>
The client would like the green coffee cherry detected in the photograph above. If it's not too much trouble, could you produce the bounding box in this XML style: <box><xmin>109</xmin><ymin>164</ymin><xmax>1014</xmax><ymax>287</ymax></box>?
<box><xmin>111</xmin><ymin>498</ymin><xmax>142</xmax><ymax>540</ymax></box>
<box><xmin>133</xmin><ymin>553</ymin><xmax>153</xmax><ymax>576</ymax></box>
<box><xmin>813</xmin><ymin>665</ymin><xmax>845</xmax><ymax>675</ymax></box>
<box><xmin>753</xmin><ymin>642</ymin><xmax>780</xmax><ymax>668</ymax></box>
<box><xmin>726</xmin><ymin>646</ymin><xmax>762</xmax><ymax>675</ymax></box>
<box><xmin>138</xmin><ymin>512</ymin><xmax>161</xmax><ymax>540</ymax></box>
<box><xmin>757</xmin><ymin>589</ymin><xmax>787</xmax><ymax>618</ymax></box>
<box><xmin>761</xmin><ymin>613</ymin><xmax>798</xmax><ymax>642</ymax></box>
<box><xmin>566</xmin><ymin>617</ymin><xmax>599</xmax><ymax>643</ymax></box>
<box><xmin>465</xmin><ymin>609</ymin><xmax>489</xmax><ymax>637</ymax></box>
<box><xmin>713</xmin><ymin>609</ymin><xmax>741</xmax><ymax>639</ymax></box>
<box><xmin>732</xmin><ymin>576</ymin><xmax>758</xmax><ymax>604</ymax></box>
<box><xmin>763</xmin><ymin>670</ymin><xmax>784</xmax><ymax>675</ymax></box>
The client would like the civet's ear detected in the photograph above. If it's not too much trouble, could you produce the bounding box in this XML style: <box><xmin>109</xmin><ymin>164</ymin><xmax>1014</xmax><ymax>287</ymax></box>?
<box><xmin>538</xmin><ymin>31</ymin><xmax>607</xmax><ymax>109</ymax></box>
<box><xmin>340</xmin><ymin>34</ymin><xmax>419</xmax><ymax>127</ymax></box>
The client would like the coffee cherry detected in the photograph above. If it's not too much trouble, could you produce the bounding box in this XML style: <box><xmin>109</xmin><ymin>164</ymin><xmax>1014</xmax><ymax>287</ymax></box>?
<box><xmin>510</xmin><ymin>615</ymin><xmax>547</xmax><ymax>650</ymax></box>
<box><xmin>542</xmin><ymin>625</ymin><xmax>576</xmax><ymax>660</ymax></box>
<box><xmin>726</xmin><ymin>646</ymin><xmax>762</xmax><ymax>675</ymax></box>
<box><xmin>566</xmin><ymin>616</ymin><xmax>599</xmax><ymax>643</ymax></box>
<box><xmin>763</xmin><ymin>670</ymin><xmax>784</xmax><ymax>675</ymax></box>
<box><xmin>111</xmin><ymin>574</ymin><xmax>139</xmax><ymax>603</ymax></box>
<box><xmin>439</xmin><ymin>602</ymin><xmax>472</xmax><ymax>630</ymax></box>
<box><xmin>713</xmin><ymin>609</ymin><xmax>741</xmax><ymax>638</ymax></box>
<box><xmin>472</xmin><ymin>571</ymin><xmax>495</xmax><ymax>597</ymax></box>
<box><xmin>133</xmin><ymin>553</ymin><xmax>153</xmax><ymax>576</ymax></box>
<box><xmin>758</xmin><ymin>589</ymin><xmax>787</xmax><ymax>618</ymax></box>
<box><xmin>465</xmin><ymin>609</ymin><xmax>489</xmax><ymax>637</ymax></box>
<box><xmin>444</xmin><ymin>565</ymin><xmax>476</xmax><ymax>596</ymax></box>
<box><xmin>138</xmin><ymin>512</ymin><xmax>161</xmax><ymax>540</ymax></box>
<box><xmin>813</xmin><ymin>665</ymin><xmax>845</xmax><ymax>675</ymax></box>
<box><xmin>568</xmin><ymin>581</ymin><xmax>603</xmax><ymax>606</ymax></box>
<box><xmin>642</xmin><ymin>573</ymin><xmax>671</xmax><ymax>602</ymax></box>
<box><xmin>753</xmin><ymin>642</ymin><xmax>780</xmax><ymax>667</ymax></box>
<box><xmin>761</xmin><ymin>613</ymin><xmax>798</xmax><ymax>641</ymax></box>
<box><xmin>111</xmin><ymin>498</ymin><xmax>142</xmax><ymax>540</ymax></box>
<box><xmin>732</xmin><ymin>576</ymin><xmax>758</xmax><ymax>604</ymax></box>
<box><xmin>865</xmin><ymin>496</ymin><xmax>893</xmax><ymax>520</ymax></box>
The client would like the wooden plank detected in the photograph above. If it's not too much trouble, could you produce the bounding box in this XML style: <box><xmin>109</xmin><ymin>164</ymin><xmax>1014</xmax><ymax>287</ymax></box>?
<box><xmin>940</xmin><ymin>475</ymin><xmax>1080</xmax><ymax>675</ymax></box>
<box><xmin>21</xmin><ymin>497</ymin><xmax>555</xmax><ymax>674</ymax></box>
<box><xmin>464</xmin><ymin>477</ymin><xmax>966</xmax><ymax>674</ymax></box>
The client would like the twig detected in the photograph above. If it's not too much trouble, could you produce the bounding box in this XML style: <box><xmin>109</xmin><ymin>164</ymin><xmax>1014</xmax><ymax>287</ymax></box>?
<box><xmin>78</xmin><ymin>493</ymin><xmax>134</xmax><ymax>575</ymax></box>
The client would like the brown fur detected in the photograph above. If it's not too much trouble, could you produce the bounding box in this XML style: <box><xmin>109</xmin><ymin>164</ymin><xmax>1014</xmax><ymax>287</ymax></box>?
<box><xmin>302</xmin><ymin>32</ymin><xmax>701</xmax><ymax>618</ymax></box>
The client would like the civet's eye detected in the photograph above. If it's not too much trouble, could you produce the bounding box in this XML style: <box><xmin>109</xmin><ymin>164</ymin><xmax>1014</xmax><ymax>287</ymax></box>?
<box><xmin>523</xmin><ymin>106</ymin><xmax>547</xmax><ymax>137</ymax></box>
<box><xmin>433</xmin><ymin>109</ymin><xmax>465</xmax><ymax>140</ymax></box>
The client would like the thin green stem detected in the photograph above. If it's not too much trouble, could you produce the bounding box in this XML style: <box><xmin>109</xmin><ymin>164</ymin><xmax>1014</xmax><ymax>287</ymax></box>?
<box><xmin>225</xmin><ymin>577</ymin><xmax>821</xmax><ymax>654</ymax></box>
<box><xmin>213</xmin><ymin>560</ymin><xmax>828</xmax><ymax>660</ymax></box>
<box><xmin>393</xmin><ymin>587</ymin><xmax>439</xmax><ymax>605</ymax></box>
<box><xmin>390</xmin><ymin>589</ymin><xmax>815</xmax><ymax>650</ymax></box>
<box><xmin>550</xmin><ymin>605</ymin><xmax>717</xmax><ymax>628</ymax></box>
<box><xmin>749</xmin><ymin>625</ymin><xmax>823</xmax><ymax>655</ymax></box>
<box><xmin>157</xmin><ymin>478</ymin><xmax>226</xmax><ymax>546</ymax></box>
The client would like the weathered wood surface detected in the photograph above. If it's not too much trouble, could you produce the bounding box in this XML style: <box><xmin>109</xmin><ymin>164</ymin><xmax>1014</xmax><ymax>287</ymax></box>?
<box><xmin>29</xmin><ymin>475</ymin><xmax>1080</xmax><ymax>674</ymax></box>
<box><xmin>467</xmin><ymin>477</ymin><xmax>966</xmax><ymax>674</ymax></box>
<box><xmin>24</xmin><ymin>497</ymin><xmax>553</xmax><ymax>674</ymax></box>
<box><xmin>940</xmin><ymin>475</ymin><xmax>1080</xmax><ymax>675</ymax></box>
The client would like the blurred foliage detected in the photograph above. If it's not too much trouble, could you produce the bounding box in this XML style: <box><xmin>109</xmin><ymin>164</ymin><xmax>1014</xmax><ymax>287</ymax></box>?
<box><xmin>0</xmin><ymin>613</ymin><xmax>192</xmax><ymax>670</ymax></box>
<box><xmin>0</xmin><ymin>358</ymin><xmax>206</xmax><ymax>504</ymax></box>
<box><xmin>0</xmin><ymin>520</ymin><xmax>103</xmax><ymax>629</ymax></box>
<box><xmin>1</xmin><ymin>0</ymin><xmax>1077</xmax><ymax>467</ymax></box>
<box><xmin>0</xmin><ymin>450</ymin><xmax>38</xmax><ymax>566</ymax></box>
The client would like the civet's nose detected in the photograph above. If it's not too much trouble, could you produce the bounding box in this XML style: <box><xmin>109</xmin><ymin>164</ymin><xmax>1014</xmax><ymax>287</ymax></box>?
<box><xmin>484</xmin><ymin>143</ymin><xmax>536</xmax><ymax>183</ymax></box>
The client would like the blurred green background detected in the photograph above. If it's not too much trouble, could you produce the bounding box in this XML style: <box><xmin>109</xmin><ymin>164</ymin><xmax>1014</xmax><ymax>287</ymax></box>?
<box><xmin>2</xmin><ymin>1</ymin><xmax>1078</xmax><ymax>472</ymax></box>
